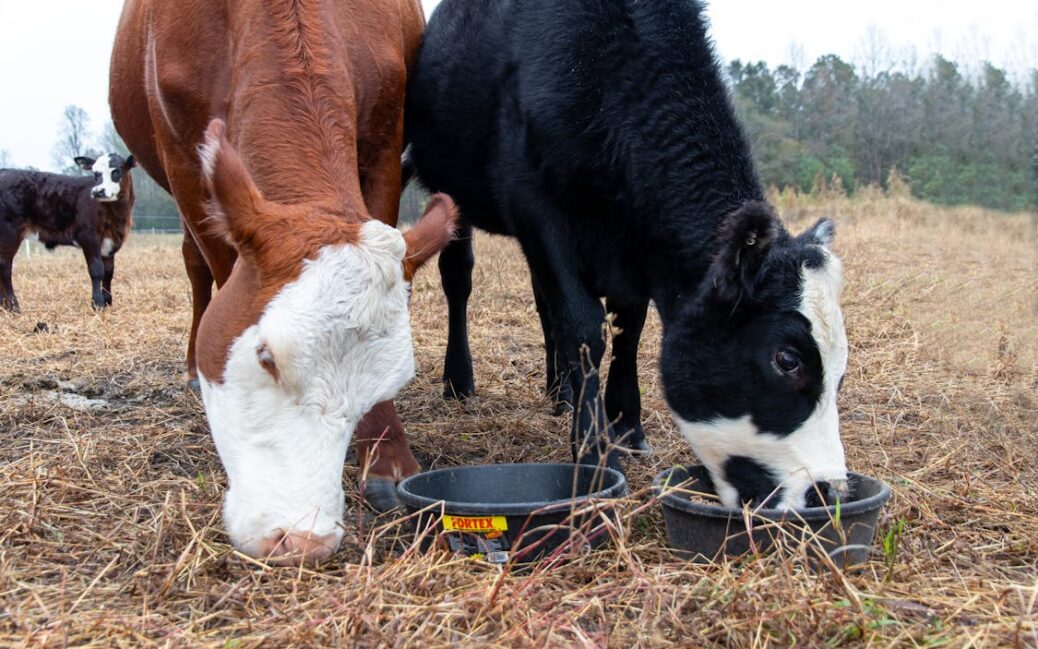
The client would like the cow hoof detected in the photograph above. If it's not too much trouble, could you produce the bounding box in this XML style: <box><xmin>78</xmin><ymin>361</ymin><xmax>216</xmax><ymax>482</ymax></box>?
<box><xmin>552</xmin><ymin>399</ymin><xmax>574</xmax><ymax>416</ymax></box>
<box><xmin>364</xmin><ymin>478</ymin><xmax>403</xmax><ymax>512</ymax></box>
<box><xmin>616</xmin><ymin>426</ymin><xmax>652</xmax><ymax>456</ymax></box>
<box><xmin>623</xmin><ymin>438</ymin><xmax>653</xmax><ymax>456</ymax></box>
<box><xmin>442</xmin><ymin>381</ymin><xmax>475</xmax><ymax>401</ymax></box>
<box><xmin>187</xmin><ymin>378</ymin><xmax>201</xmax><ymax>393</ymax></box>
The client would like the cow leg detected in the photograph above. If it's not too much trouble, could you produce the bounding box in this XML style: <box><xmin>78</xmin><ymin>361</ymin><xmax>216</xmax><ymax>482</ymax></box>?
<box><xmin>101</xmin><ymin>255</ymin><xmax>115</xmax><ymax>307</ymax></box>
<box><xmin>519</xmin><ymin>222</ymin><xmax>619</xmax><ymax>472</ymax></box>
<box><xmin>532</xmin><ymin>275</ymin><xmax>573</xmax><ymax>415</ymax></box>
<box><xmin>0</xmin><ymin>248</ymin><xmax>18</xmax><ymax>313</ymax></box>
<box><xmin>353</xmin><ymin>401</ymin><xmax>422</xmax><ymax>511</ymax></box>
<box><xmin>82</xmin><ymin>244</ymin><xmax>106</xmax><ymax>310</ymax></box>
<box><xmin>182</xmin><ymin>231</ymin><xmax>214</xmax><ymax>391</ymax></box>
<box><xmin>604</xmin><ymin>297</ymin><xmax>651</xmax><ymax>454</ymax></box>
<box><xmin>439</xmin><ymin>222</ymin><xmax>476</xmax><ymax>399</ymax></box>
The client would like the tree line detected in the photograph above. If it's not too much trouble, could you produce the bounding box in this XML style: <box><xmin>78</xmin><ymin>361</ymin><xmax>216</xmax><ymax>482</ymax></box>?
<box><xmin>7</xmin><ymin>51</ymin><xmax>1036</xmax><ymax>222</ymax></box>
<box><xmin>727</xmin><ymin>54</ymin><xmax>1037</xmax><ymax>212</ymax></box>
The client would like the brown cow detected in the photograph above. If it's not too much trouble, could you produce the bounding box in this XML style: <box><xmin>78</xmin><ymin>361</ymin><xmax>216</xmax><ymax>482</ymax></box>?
<box><xmin>109</xmin><ymin>0</ymin><xmax>455</xmax><ymax>565</ymax></box>
<box><xmin>0</xmin><ymin>155</ymin><xmax>135</xmax><ymax>311</ymax></box>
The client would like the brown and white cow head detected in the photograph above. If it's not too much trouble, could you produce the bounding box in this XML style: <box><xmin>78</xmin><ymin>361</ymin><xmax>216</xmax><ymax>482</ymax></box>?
<box><xmin>75</xmin><ymin>153</ymin><xmax>136</xmax><ymax>203</ymax></box>
<box><xmin>195</xmin><ymin>120</ymin><xmax>456</xmax><ymax>564</ymax></box>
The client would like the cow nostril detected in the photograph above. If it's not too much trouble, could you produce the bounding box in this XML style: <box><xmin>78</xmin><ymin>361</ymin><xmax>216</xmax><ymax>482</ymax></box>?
<box><xmin>253</xmin><ymin>528</ymin><xmax>340</xmax><ymax>566</ymax></box>
<box><xmin>804</xmin><ymin>479</ymin><xmax>849</xmax><ymax>508</ymax></box>
<box><xmin>829</xmin><ymin>478</ymin><xmax>849</xmax><ymax>500</ymax></box>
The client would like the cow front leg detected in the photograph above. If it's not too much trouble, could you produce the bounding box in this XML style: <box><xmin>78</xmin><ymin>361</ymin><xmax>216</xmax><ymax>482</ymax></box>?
<box><xmin>605</xmin><ymin>297</ymin><xmax>651</xmax><ymax>454</ymax></box>
<box><xmin>101</xmin><ymin>254</ymin><xmax>115</xmax><ymax>307</ymax></box>
<box><xmin>182</xmin><ymin>232</ymin><xmax>214</xmax><ymax>391</ymax></box>
<box><xmin>532</xmin><ymin>275</ymin><xmax>572</xmax><ymax>415</ymax></box>
<box><xmin>552</xmin><ymin>293</ymin><xmax>617</xmax><ymax>472</ymax></box>
<box><xmin>439</xmin><ymin>222</ymin><xmax>476</xmax><ymax>399</ymax></box>
<box><xmin>524</xmin><ymin>251</ymin><xmax>619</xmax><ymax>473</ymax></box>
<box><xmin>82</xmin><ymin>245</ymin><xmax>106</xmax><ymax>310</ymax></box>
<box><xmin>0</xmin><ymin>250</ymin><xmax>18</xmax><ymax>313</ymax></box>
<box><xmin>353</xmin><ymin>401</ymin><xmax>422</xmax><ymax>511</ymax></box>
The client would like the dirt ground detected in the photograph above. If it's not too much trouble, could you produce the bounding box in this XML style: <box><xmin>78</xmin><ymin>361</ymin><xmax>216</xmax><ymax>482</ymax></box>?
<box><xmin>1</xmin><ymin>191</ymin><xmax>1035</xmax><ymax>647</ymax></box>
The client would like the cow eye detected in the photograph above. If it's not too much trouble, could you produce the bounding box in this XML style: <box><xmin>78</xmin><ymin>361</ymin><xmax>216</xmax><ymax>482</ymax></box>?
<box><xmin>111</xmin><ymin>170</ymin><xmax>122</xmax><ymax>182</ymax></box>
<box><xmin>774</xmin><ymin>349</ymin><xmax>802</xmax><ymax>375</ymax></box>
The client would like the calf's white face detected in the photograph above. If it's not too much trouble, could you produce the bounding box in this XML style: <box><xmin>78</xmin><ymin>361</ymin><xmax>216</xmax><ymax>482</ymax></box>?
<box><xmin>75</xmin><ymin>153</ymin><xmax>135</xmax><ymax>202</ymax></box>
<box><xmin>199</xmin><ymin>222</ymin><xmax>416</xmax><ymax>561</ymax></box>
<box><xmin>661</xmin><ymin>205</ymin><xmax>850</xmax><ymax>510</ymax></box>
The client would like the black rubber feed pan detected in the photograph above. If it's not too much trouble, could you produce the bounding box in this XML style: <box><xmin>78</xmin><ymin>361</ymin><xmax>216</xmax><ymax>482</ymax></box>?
<box><xmin>397</xmin><ymin>463</ymin><xmax>627</xmax><ymax>564</ymax></box>
<box><xmin>654</xmin><ymin>466</ymin><xmax>891</xmax><ymax>567</ymax></box>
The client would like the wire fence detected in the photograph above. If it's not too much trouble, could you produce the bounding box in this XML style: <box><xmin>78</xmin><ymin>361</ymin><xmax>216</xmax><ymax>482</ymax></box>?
<box><xmin>132</xmin><ymin>215</ymin><xmax>182</xmax><ymax>234</ymax></box>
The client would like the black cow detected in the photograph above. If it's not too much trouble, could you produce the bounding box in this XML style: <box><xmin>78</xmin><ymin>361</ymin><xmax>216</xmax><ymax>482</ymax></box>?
<box><xmin>407</xmin><ymin>0</ymin><xmax>851</xmax><ymax>509</ymax></box>
<box><xmin>0</xmin><ymin>154</ymin><xmax>136</xmax><ymax>311</ymax></box>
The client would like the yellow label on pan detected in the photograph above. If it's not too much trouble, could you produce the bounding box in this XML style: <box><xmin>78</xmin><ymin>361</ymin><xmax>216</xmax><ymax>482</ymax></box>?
<box><xmin>442</xmin><ymin>515</ymin><xmax>508</xmax><ymax>534</ymax></box>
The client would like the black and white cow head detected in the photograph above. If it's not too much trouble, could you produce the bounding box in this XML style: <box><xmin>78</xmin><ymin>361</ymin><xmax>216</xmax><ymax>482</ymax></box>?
<box><xmin>661</xmin><ymin>202</ymin><xmax>848</xmax><ymax>510</ymax></box>
<box><xmin>75</xmin><ymin>153</ymin><xmax>136</xmax><ymax>202</ymax></box>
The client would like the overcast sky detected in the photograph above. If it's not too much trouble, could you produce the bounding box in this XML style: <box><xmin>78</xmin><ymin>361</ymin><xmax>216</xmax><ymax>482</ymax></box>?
<box><xmin>1</xmin><ymin>0</ymin><xmax>1035</xmax><ymax>171</ymax></box>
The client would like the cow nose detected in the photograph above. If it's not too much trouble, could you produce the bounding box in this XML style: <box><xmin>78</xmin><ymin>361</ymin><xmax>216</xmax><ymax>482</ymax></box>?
<box><xmin>804</xmin><ymin>479</ymin><xmax>850</xmax><ymax>508</ymax></box>
<box><xmin>828</xmin><ymin>478</ymin><xmax>849</xmax><ymax>502</ymax></box>
<box><xmin>253</xmin><ymin>528</ymin><xmax>341</xmax><ymax>566</ymax></box>
<box><xmin>92</xmin><ymin>188</ymin><xmax>105</xmax><ymax>198</ymax></box>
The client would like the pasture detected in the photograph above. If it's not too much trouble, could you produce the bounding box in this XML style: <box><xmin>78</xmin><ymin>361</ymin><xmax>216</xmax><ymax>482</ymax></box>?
<box><xmin>1</xmin><ymin>190</ymin><xmax>1035</xmax><ymax>647</ymax></box>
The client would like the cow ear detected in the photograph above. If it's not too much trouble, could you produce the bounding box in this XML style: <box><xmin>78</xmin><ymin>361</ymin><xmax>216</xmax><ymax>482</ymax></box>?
<box><xmin>402</xmin><ymin>193</ymin><xmax>459</xmax><ymax>281</ymax></box>
<box><xmin>708</xmin><ymin>201</ymin><xmax>781</xmax><ymax>306</ymax></box>
<box><xmin>124</xmin><ymin>155</ymin><xmax>137</xmax><ymax>170</ymax></box>
<box><xmin>198</xmin><ymin>119</ymin><xmax>265</xmax><ymax>247</ymax></box>
<box><xmin>801</xmin><ymin>217</ymin><xmax>834</xmax><ymax>247</ymax></box>
<box><xmin>74</xmin><ymin>156</ymin><xmax>96</xmax><ymax>171</ymax></box>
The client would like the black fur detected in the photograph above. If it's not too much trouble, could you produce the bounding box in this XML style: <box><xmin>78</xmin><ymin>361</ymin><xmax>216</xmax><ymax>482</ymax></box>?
<box><xmin>407</xmin><ymin>0</ymin><xmax>836</xmax><ymax>489</ymax></box>
<box><xmin>723</xmin><ymin>456</ymin><xmax>781</xmax><ymax>507</ymax></box>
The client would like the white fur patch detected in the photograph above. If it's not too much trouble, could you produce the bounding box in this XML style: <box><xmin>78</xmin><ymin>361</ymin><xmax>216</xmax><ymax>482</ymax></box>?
<box><xmin>198</xmin><ymin>127</ymin><xmax>221</xmax><ymax>183</ymax></box>
<box><xmin>90</xmin><ymin>154</ymin><xmax>123</xmax><ymax>202</ymax></box>
<box><xmin>199</xmin><ymin>225</ymin><xmax>414</xmax><ymax>555</ymax></box>
<box><xmin>673</xmin><ymin>407</ymin><xmax>847</xmax><ymax>510</ymax></box>
<box><xmin>100</xmin><ymin>237</ymin><xmax>115</xmax><ymax>258</ymax></box>
<box><xmin>799</xmin><ymin>252</ymin><xmax>847</xmax><ymax>385</ymax></box>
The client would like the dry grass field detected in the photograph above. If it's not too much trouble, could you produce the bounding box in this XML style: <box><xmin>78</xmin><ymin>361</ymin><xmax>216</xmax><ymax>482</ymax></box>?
<box><xmin>1</xmin><ymin>190</ymin><xmax>1036</xmax><ymax>647</ymax></box>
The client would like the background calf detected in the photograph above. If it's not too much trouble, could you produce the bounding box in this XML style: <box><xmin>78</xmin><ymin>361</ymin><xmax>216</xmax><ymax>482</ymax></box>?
<box><xmin>0</xmin><ymin>154</ymin><xmax>136</xmax><ymax>311</ymax></box>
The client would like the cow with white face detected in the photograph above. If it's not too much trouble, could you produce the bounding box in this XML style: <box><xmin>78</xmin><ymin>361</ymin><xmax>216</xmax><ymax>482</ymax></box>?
<box><xmin>110</xmin><ymin>0</ymin><xmax>447</xmax><ymax>565</ymax></box>
<box><xmin>194</xmin><ymin>122</ymin><xmax>455</xmax><ymax>563</ymax></box>
<box><xmin>661</xmin><ymin>206</ymin><xmax>849</xmax><ymax>510</ymax></box>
